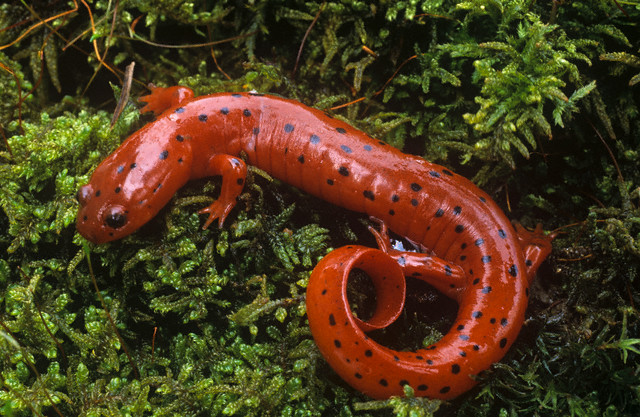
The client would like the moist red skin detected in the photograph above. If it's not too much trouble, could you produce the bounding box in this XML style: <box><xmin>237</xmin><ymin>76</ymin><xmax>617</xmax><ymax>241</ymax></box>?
<box><xmin>76</xmin><ymin>86</ymin><xmax>554</xmax><ymax>400</ymax></box>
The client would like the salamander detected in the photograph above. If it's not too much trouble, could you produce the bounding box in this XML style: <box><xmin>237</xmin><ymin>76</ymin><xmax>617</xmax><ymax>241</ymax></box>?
<box><xmin>76</xmin><ymin>85</ymin><xmax>554</xmax><ymax>399</ymax></box>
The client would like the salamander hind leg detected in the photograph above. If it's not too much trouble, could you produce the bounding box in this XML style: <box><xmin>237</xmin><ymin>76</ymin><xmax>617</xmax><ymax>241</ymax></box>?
<box><xmin>198</xmin><ymin>154</ymin><xmax>247</xmax><ymax>229</ymax></box>
<box><xmin>139</xmin><ymin>84</ymin><xmax>195</xmax><ymax>115</ymax></box>
<box><xmin>514</xmin><ymin>222</ymin><xmax>555</xmax><ymax>282</ymax></box>
<box><xmin>368</xmin><ymin>218</ymin><xmax>466</xmax><ymax>300</ymax></box>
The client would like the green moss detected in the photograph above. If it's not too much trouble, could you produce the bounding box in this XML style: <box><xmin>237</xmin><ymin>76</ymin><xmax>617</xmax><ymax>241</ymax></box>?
<box><xmin>1</xmin><ymin>1</ymin><xmax>639</xmax><ymax>416</ymax></box>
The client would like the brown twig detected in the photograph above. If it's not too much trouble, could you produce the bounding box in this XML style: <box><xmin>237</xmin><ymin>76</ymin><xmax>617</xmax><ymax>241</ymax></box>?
<box><xmin>293</xmin><ymin>2</ymin><xmax>326</xmax><ymax>78</ymax></box>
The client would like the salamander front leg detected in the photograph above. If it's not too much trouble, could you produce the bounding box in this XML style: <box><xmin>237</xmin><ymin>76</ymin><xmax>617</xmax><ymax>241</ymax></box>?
<box><xmin>368</xmin><ymin>217</ymin><xmax>466</xmax><ymax>300</ymax></box>
<box><xmin>139</xmin><ymin>84</ymin><xmax>195</xmax><ymax>115</ymax></box>
<box><xmin>199</xmin><ymin>154</ymin><xmax>247</xmax><ymax>229</ymax></box>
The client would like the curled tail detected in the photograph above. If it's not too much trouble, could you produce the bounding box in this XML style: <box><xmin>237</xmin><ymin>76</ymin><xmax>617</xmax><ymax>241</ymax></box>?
<box><xmin>306</xmin><ymin>245</ymin><xmax>481</xmax><ymax>399</ymax></box>
<box><xmin>305</xmin><ymin>220</ymin><xmax>553</xmax><ymax>399</ymax></box>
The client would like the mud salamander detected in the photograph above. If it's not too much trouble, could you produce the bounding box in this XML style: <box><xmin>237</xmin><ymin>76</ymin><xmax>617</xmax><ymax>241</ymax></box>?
<box><xmin>76</xmin><ymin>85</ymin><xmax>554</xmax><ymax>400</ymax></box>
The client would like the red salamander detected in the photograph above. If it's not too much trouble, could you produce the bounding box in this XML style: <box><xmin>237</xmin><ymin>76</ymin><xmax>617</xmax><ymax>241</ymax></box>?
<box><xmin>76</xmin><ymin>85</ymin><xmax>554</xmax><ymax>400</ymax></box>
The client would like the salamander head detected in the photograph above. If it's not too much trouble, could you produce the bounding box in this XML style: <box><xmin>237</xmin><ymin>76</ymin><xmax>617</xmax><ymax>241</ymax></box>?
<box><xmin>76</xmin><ymin>181</ymin><xmax>138</xmax><ymax>244</ymax></box>
<box><xmin>76</xmin><ymin>126</ymin><xmax>192</xmax><ymax>244</ymax></box>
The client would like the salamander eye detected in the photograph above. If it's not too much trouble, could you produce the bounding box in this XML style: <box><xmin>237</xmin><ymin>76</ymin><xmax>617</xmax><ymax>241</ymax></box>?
<box><xmin>76</xmin><ymin>185</ymin><xmax>93</xmax><ymax>205</ymax></box>
<box><xmin>104</xmin><ymin>206</ymin><xmax>127</xmax><ymax>229</ymax></box>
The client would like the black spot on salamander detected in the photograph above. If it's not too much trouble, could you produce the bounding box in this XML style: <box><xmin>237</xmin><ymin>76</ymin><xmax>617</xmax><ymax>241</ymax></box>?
<box><xmin>391</xmin><ymin>194</ymin><xmax>399</xmax><ymax>202</ymax></box>
<box><xmin>243</xmin><ymin>109</ymin><xmax>252</xmax><ymax>117</ymax></box>
<box><xmin>355</xmin><ymin>373</ymin><xmax>362</xmax><ymax>379</ymax></box>
<box><xmin>95</xmin><ymin>190</ymin><xmax>101</xmax><ymax>197</ymax></box>
<box><xmin>459</xmin><ymin>351</ymin><xmax>466</xmax><ymax>357</ymax></box>
<box><xmin>481</xmin><ymin>255</ymin><xmax>492</xmax><ymax>263</ymax></box>
<box><xmin>220</xmin><ymin>107</ymin><xmax>229</xmax><ymax>115</ymax></box>
<box><xmin>83</xmin><ymin>215</ymin><xmax>87</xmax><ymax>221</ymax></box>
<box><xmin>327</xmin><ymin>179</ymin><xmax>334</xmax><ymax>185</ymax></box>
<box><xmin>456</xmin><ymin>324</ymin><xmax>464</xmax><ymax>331</ymax></box>
<box><xmin>115</xmin><ymin>187</ymin><xmax>121</xmax><ymax>193</ymax></box>
<box><xmin>338</xmin><ymin>166</ymin><xmax>349</xmax><ymax>176</ymax></box>
<box><xmin>435</xmin><ymin>208</ymin><xmax>444</xmax><ymax>217</ymax></box>
<box><xmin>198</xmin><ymin>114</ymin><xmax>208</xmax><ymax>122</ymax></box>
<box><xmin>418</xmin><ymin>384</ymin><xmax>428</xmax><ymax>391</ymax></box>
<box><xmin>451</xmin><ymin>364</ymin><xmax>460</xmax><ymax>374</ymax></box>
<box><xmin>340</xmin><ymin>145</ymin><xmax>352</xmax><ymax>153</ymax></box>
<box><xmin>284</xmin><ymin>147</ymin><xmax>288</xmax><ymax>154</ymax></box>
<box><xmin>444</xmin><ymin>265</ymin><xmax>452</xmax><ymax>276</ymax></box>
<box><xmin>117</xmin><ymin>165</ymin><xmax>124</xmax><ymax>174</ymax></box>
<box><xmin>482</xmin><ymin>286</ymin><xmax>492</xmax><ymax>294</ymax></box>
<box><xmin>363</xmin><ymin>190</ymin><xmax>375</xmax><ymax>200</ymax></box>
<box><xmin>237</xmin><ymin>178</ymin><xmax>244</xmax><ymax>186</ymax></box>
<box><xmin>459</xmin><ymin>334</ymin><xmax>469</xmax><ymax>341</ymax></box>
<box><xmin>130</xmin><ymin>163</ymin><xmax>136</xmax><ymax>169</ymax></box>
<box><xmin>498</xmin><ymin>229</ymin><xmax>507</xmax><ymax>238</ymax></box>
<box><xmin>253</xmin><ymin>127</ymin><xmax>260</xmax><ymax>135</ymax></box>
<box><xmin>453</xmin><ymin>206</ymin><xmax>462</xmax><ymax>215</ymax></box>
<box><xmin>178</xmin><ymin>158</ymin><xmax>183</xmax><ymax>164</ymax></box>
<box><xmin>475</xmin><ymin>238</ymin><xmax>484</xmax><ymax>246</ymax></box>
<box><xmin>334</xmin><ymin>340</ymin><xmax>341</xmax><ymax>348</ymax></box>
<box><xmin>473</xmin><ymin>344</ymin><xmax>480</xmax><ymax>350</ymax></box>
<box><xmin>298</xmin><ymin>155</ymin><xmax>305</xmax><ymax>164</ymax></box>
<box><xmin>231</xmin><ymin>93</ymin><xmax>242</xmax><ymax>98</ymax></box>
<box><xmin>429</xmin><ymin>171</ymin><xmax>440</xmax><ymax>178</ymax></box>
<box><xmin>411</xmin><ymin>182</ymin><xmax>422</xmax><ymax>191</ymax></box>
<box><xmin>411</xmin><ymin>199</ymin><xmax>418</xmax><ymax>207</ymax></box>
<box><xmin>455</xmin><ymin>224</ymin><xmax>464</xmax><ymax>233</ymax></box>
<box><xmin>176</xmin><ymin>135</ymin><xmax>184</xmax><ymax>142</ymax></box>
<box><xmin>461</xmin><ymin>242</ymin><xmax>467</xmax><ymax>249</ymax></box>
<box><xmin>426</xmin><ymin>360</ymin><xmax>433</xmax><ymax>365</ymax></box>
<box><xmin>526</xmin><ymin>259</ymin><xmax>533</xmax><ymax>266</ymax></box>
<box><xmin>329</xmin><ymin>314</ymin><xmax>336</xmax><ymax>326</ymax></box>
<box><xmin>364</xmin><ymin>349</ymin><xmax>373</xmax><ymax>357</ymax></box>
<box><xmin>399</xmin><ymin>379</ymin><xmax>409</xmax><ymax>386</ymax></box>
<box><xmin>442</xmin><ymin>169</ymin><xmax>453</xmax><ymax>176</ymax></box>
<box><xmin>501</xmin><ymin>318</ymin><xmax>508</xmax><ymax>327</ymax></box>
<box><xmin>479</xmin><ymin>196</ymin><xmax>487</xmax><ymax>203</ymax></box>
<box><xmin>389</xmin><ymin>209</ymin><xmax>395</xmax><ymax>216</ymax></box>
<box><xmin>460</xmin><ymin>255</ymin><xmax>467</xmax><ymax>261</ymax></box>
<box><xmin>363</xmin><ymin>144</ymin><xmax>372</xmax><ymax>151</ymax></box>
<box><xmin>472</xmin><ymin>311</ymin><xmax>483</xmax><ymax>319</ymax></box>
<box><xmin>440</xmin><ymin>386</ymin><xmax>450</xmax><ymax>394</ymax></box>
<box><xmin>378</xmin><ymin>141</ymin><xmax>386</xmax><ymax>146</ymax></box>
<box><xmin>490</xmin><ymin>318</ymin><xmax>497</xmax><ymax>324</ymax></box>
<box><xmin>500</xmin><ymin>338</ymin><xmax>508</xmax><ymax>348</ymax></box>
<box><xmin>159</xmin><ymin>150</ymin><xmax>169</xmax><ymax>160</ymax></box>
<box><xmin>284</xmin><ymin>123</ymin><xmax>294</xmax><ymax>133</ymax></box>
<box><xmin>310</xmin><ymin>134</ymin><xmax>320</xmax><ymax>144</ymax></box>
<box><xmin>321</xmin><ymin>289</ymin><xmax>327</xmax><ymax>295</ymax></box>
<box><xmin>153</xmin><ymin>183</ymin><xmax>162</xmax><ymax>193</ymax></box>
<box><xmin>336</xmin><ymin>127</ymin><xmax>346</xmax><ymax>134</ymax></box>
<box><xmin>509</xmin><ymin>264</ymin><xmax>518</xmax><ymax>276</ymax></box>
<box><xmin>175</xmin><ymin>107</ymin><xmax>185</xmax><ymax>113</ymax></box>
<box><xmin>379</xmin><ymin>379</ymin><xmax>388</xmax><ymax>387</ymax></box>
